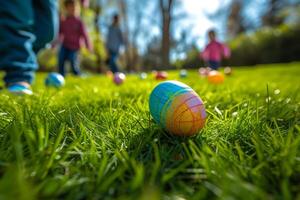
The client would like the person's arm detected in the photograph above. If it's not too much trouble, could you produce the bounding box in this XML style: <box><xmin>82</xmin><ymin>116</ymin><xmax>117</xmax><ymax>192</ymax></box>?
<box><xmin>222</xmin><ymin>43</ymin><xmax>231</xmax><ymax>59</ymax></box>
<box><xmin>118</xmin><ymin>28</ymin><xmax>125</xmax><ymax>46</ymax></box>
<box><xmin>106</xmin><ymin>26</ymin><xmax>111</xmax><ymax>50</ymax></box>
<box><xmin>80</xmin><ymin>21</ymin><xmax>92</xmax><ymax>51</ymax></box>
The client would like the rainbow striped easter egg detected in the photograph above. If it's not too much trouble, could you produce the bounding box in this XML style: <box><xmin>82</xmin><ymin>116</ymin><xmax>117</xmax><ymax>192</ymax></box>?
<box><xmin>149</xmin><ymin>81</ymin><xmax>206</xmax><ymax>136</ymax></box>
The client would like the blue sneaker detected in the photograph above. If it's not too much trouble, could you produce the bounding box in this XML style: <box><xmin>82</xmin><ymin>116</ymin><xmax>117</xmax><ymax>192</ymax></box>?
<box><xmin>7</xmin><ymin>82</ymin><xmax>33</xmax><ymax>95</ymax></box>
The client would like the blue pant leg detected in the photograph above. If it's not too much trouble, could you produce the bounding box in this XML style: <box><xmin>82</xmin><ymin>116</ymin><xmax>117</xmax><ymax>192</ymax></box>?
<box><xmin>208</xmin><ymin>60</ymin><xmax>220</xmax><ymax>70</ymax></box>
<box><xmin>58</xmin><ymin>46</ymin><xmax>67</xmax><ymax>76</ymax></box>
<box><xmin>69</xmin><ymin>50</ymin><xmax>81</xmax><ymax>75</ymax></box>
<box><xmin>32</xmin><ymin>0</ymin><xmax>58</xmax><ymax>52</ymax></box>
<box><xmin>0</xmin><ymin>1</ymin><xmax>37</xmax><ymax>84</ymax></box>
<box><xmin>109</xmin><ymin>50</ymin><xmax>119</xmax><ymax>73</ymax></box>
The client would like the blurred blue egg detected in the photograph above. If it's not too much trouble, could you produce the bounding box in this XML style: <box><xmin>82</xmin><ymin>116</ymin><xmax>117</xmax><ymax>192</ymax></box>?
<box><xmin>140</xmin><ymin>72</ymin><xmax>147</xmax><ymax>80</ymax></box>
<box><xmin>45</xmin><ymin>72</ymin><xmax>65</xmax><ymax>88</ymax></box>
<box><xmin>179</xmin><ymin>69</ymin><xmax>188</xmax><ymax>78</ymax></box>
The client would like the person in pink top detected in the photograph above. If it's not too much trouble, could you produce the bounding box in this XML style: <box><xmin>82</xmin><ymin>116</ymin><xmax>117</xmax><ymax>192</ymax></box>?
<box><xmin>58</xmin><ymin>0</ymin><xmax>92</xmax><ymax>76</ymax></box>
<box><xmin>201</xmin><ymin>29</ymin><xmax>231</xmax><ymax>70</ymax></box>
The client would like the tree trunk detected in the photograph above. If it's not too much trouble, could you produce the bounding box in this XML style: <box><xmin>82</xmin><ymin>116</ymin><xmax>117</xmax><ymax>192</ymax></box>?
<box><xmin>119</xmin><ymin>0</ymin><xmax>132</xmax><ymax>71</ymax></box>
<box><xmin>227</xmin><ymin>0</ymin><xmax>245</xmax><ymax>39</ymax></box>
<box><xmin>159</xmin><ymin>0</ymin><xmax>173</xmax><ymax>67</ymax></box>
<box><xmin>162</xmin><ymin>13</ymin><xmax>170</xmax><ymax>67</ymax></box>
<box><xmin>94</xmin><ymin>6</ymin><xmax>103</xmax><ymax>73</ymax></box>
<box><xmin>131</xmin><ymin>1</ymin><xmax>144</xmax><ymax>71</ymax></box>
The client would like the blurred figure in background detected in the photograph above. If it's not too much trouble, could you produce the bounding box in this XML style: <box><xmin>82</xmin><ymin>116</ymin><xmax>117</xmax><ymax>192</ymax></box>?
<box><xmin>80</xmin><ymin>0</ymin><xmax>90</xmax><ymax>8</ymax></box>
<box><xmin>202</xmin><ymin>29</ymin><xmax>231</xmax><ymax>70</ymax></box>
<box><xmin>106</xmin><ymin>14</ymin><xmax>124</xmax><ymax>73</ymax></box>
<box><xmin>58</xmin><ymin>0</ymin><xmax>92</xmax><ymax>77</ymax></box>
<box><xmin>0</xmin><ymin>0</ymin><xmax>58</xmax><ymax>95</ymax></box>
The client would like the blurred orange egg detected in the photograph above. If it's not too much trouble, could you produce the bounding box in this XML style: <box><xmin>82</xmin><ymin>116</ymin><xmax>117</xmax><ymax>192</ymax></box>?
<box><xmin>207</xmin><ymin>70</ymin><xmax>224</xmax><ymax>84</ymax></box>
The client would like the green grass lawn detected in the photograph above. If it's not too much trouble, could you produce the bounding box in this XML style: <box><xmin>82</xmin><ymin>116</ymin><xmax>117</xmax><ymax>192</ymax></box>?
<box><xmin>0</xmin><ymin>63</ymin><xmax>300</xmax><ymax>200</ymax></box>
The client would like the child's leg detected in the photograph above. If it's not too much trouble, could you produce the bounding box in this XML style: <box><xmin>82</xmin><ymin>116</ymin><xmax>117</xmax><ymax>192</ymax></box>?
<box><xmin>58</xmin><ymin>46</ymin><xmax>67</xmax><ymax>76</ymax></box>
<box><xmin>109</xmin><ymin>51</ymin><xmax>119</xmax><ymax>73</ymax></box>
<box><xmin>32</xmin><ymin>0</ymin><xmax>58</xmax><ymax>52</ymax></box>
<box><xmin>208</xmin><ymin>60</ymin><xmax>220</xmax><ymax>70</ymax></box>
<box><xmin>69</xmin><ymin>50</ymin><xmax>81</xmax><ymax>76</ymax></box>
<box><xmin>0</xmin><ymin>1</ymin><xmax>37</xmax><ymax>85</ymax></box>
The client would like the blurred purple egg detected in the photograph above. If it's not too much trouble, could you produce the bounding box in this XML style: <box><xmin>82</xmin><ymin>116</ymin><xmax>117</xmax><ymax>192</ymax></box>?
<box><xmin>113</xmin><ymin>72</ymin><xmax>126</xmax><ymax>85</ymax></box>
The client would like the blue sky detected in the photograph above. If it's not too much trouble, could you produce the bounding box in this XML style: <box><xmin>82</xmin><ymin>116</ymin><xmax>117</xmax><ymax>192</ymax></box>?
<box><xmin>179</xmin><ymin>0</ymin><xmax>228</xmax><ymax>48</ymax></box>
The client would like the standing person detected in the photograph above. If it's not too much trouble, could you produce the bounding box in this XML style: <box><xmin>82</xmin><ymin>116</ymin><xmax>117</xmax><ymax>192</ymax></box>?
<box><xmin>201</xmin><ymin>29</ymin><xmax>231</xmax><ymax>70</ymax></box>
<box><xmin>58</xmin><ymin>0</ymin><xmax>92</xmax><ymax>77</ymax></box>
<box><xmin>106</xmin><ymin>14</ymin><xmax>124</xmax><ymax>73</ymax></box>
<box><xmin>0</xmin><ymin>0</ymin><xmax>58</xmax><ymax>95</ymax></box>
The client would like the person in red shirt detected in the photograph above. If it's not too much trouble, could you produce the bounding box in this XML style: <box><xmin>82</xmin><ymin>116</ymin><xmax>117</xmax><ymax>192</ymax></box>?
<box><xmin>201</xmin><ymin>29</ymin><xmax>230</xmax><ymax>70</ymax></box>
<box><xmin>58</xmin><ymin>0</ymin><xmax>91</xmax><ymax>76</ymax></box>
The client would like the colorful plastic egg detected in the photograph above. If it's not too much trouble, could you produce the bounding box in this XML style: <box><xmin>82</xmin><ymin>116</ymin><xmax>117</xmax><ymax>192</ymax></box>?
<box><xmin>224</xmin><ymin>67</ymin><xmax>232</xmax><ymax>75</ymax></box>
<box><xmin>155</xmin><ymin>71</ymin><xmax>168</xmax><ymax>80</ymax></box>
<box><xmin>140</xmin><ymin>72</ymin><xmax>147</xmax><ymax>80</ymax></box>
<box><xmin>113</xmin><ymin>72</ymin><xmax>126</xmax><ymax>85</ymax></box>
<box><xmin>207</xmin><ymin>70</ymin><xmax>224</xmax><ymax>84</ymax></box>
<box><xmin>106</xmin><ymin>70</ymin><xmax>113</xmax><ymax>78</ymax></box>
<box><xmin>179</xmin><ymin>69</ymin><xmax>188</xmax><ymax>78</ymax></box>
<box><xmin>149</xmin><ymin>81</ymin><xmax>206</xmax><ymax>136</ymax></box>
<box><xmin>45</xmin><ymin>72</ymin><xmax>65</xmax><ymax>88</ymax></box>
<box><xmin>199</xmin><ymin>67</ymin><xmax>210</xmax><ymax>77</ymax></box>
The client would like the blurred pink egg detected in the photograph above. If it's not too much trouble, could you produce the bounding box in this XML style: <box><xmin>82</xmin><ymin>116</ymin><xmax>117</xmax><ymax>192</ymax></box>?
<box><xmin>155</xmin><ymin>71</ymin><xmax>168</xmax><ymax>80</ymax></box>
<box><xmin>199</xmin><ymin>67</ymin><xmax>210</xmax><ymax>77</ymax></box>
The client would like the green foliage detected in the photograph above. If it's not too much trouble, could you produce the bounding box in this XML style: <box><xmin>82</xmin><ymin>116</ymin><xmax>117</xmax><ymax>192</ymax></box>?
<box><xmin>80</xmin><ymin>31</ymin><xmax>108</xmax><ymax>71</ymax></box>
<box><xmin>227</xmin><ymin>24</ymin><xmax>300</xmax><ymax>66</ymax></box>
<box><xmin>0</xmin><ymin>63</ymin><xmax>300</xmax><ymax>199</ymax></box>
<box><xmin>37</xmin><ymin>48</ymin><xmax>58</xmax><ymax>71</ymax></box>
<box><xmin>174</xmin><ymin>24</ymin><xmax>300</xmax><ymax>68</ymax></box>
<box><xmin>173</xmin><ymin>47</ymin><xmax>203</xmax><ymax>69</ymax></box>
